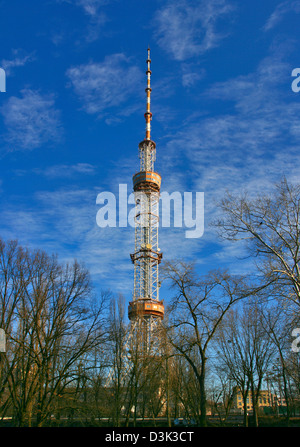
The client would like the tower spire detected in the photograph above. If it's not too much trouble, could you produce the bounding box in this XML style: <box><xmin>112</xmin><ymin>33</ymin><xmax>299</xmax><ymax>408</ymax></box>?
<box><xmin>145</xmin><ymin>47</ymin><xmax>152</xmax><ymax>141</ymax></box>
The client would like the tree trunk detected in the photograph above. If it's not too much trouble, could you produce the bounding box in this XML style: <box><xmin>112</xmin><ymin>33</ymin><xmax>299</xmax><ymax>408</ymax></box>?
<box><xmin>199</xmin><ymin>359</ymin><xmax>207</xmax><ymax>427</ymax></box>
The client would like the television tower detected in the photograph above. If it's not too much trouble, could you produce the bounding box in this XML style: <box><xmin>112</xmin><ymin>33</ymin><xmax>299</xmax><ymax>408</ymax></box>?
<box><xmin>129</xmin><ymin>48</ymin><xmax>164</xmax><ymax>353</ymax></box>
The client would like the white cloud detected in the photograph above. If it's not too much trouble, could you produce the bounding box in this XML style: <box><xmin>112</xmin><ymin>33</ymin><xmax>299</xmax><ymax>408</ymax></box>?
<box><xmin>39</xmin><ymin>163</ymin><xmax>96</xmax><ymax>178</ymax></box>
<box><xmin>66</xmin><ymin>53</ymin><xmax>143</xmax><ymax>119</ymax></box>
<box><xmin>56</xmin><ymin>0</ymin><xmax>110</xmax><ymax>42</ymax></box>
<box><xmin>1</xmin><ymin>49</ymin><xmax>35</xmax><ymax>75</ymax></box>
<box><xmin>13</xmin><ymin>164</ymin><xmax>97</xmax><ymax>178</ymax></box>
<box><xmin>263</xmin><ymin>0</ymin><xmax>300</xmax><ymax>32</ymax></box>
<box><xmin>152</xmin><ymin>46</ymin><xmax>300</xmax><ymax>273</ymax></box>
<box><xmin>58</xmin><ymin>0</ymin><xmax>109</xmax><ymax>16</ymax></box>
<box><xmin>153</xmin><ymin>0</ymin><xmax>235</xmax><ymax>61</ymax></box>
<box><xmin>181</xmin><ymin>70</ymin><xmax>205</xmax><ymax>88</ymax></box>
<box><xmin>76</xmin><ymin>0</ymin><xmax>109</xmax><ymax>42</ymax></box>
<box><xmin>0</xmin><ymin>89</ymin><xmax>62</xmax><ymax>151</ymax></box>
<box><xmin>75</xmin><ymin>0</ymin><xmax>108</xmax><ymax>16</ymax></box>
<box><xmin>0</xmin><ymin>185</ymin><xmax>135</xmax><ymax>293</ymax></box>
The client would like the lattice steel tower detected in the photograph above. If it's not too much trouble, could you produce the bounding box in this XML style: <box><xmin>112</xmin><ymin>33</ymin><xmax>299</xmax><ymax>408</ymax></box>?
<box><xmin>129</xmin><ymin>48</ymin><xmax>164</xmax><ymax>352</ymax></box>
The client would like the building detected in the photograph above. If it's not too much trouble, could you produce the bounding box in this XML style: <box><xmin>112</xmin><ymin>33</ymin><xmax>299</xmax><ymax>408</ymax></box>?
<box><xmin>232</xmin><ymin>387</ymin><xmax>286</xmax><ymax>413</ymax></box>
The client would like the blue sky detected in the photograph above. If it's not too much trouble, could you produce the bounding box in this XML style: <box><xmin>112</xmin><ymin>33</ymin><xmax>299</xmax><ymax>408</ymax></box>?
<box><xmin>1</xmin><ymin>0</ymin><xmax>300</xmax><ymax>305</ymax></box>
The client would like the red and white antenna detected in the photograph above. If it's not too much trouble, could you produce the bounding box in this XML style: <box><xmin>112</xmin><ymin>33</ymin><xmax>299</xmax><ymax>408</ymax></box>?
<box><xmin>145</xmin><ymin>47</ymin><xmax>152</xmax><ymax>141</ymax></box>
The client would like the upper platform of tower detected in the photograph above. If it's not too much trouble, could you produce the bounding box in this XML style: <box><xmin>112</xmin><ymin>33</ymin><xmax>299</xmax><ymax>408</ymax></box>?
<box><xmin>134</xmin><ymin>48</ymin><xmax>161</xmax><ymax>192</ymax></box>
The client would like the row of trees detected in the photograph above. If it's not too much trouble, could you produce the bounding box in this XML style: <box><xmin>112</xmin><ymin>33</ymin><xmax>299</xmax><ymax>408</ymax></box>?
<box><xmin>0</xmin><ymin>240</ymin><xmax>109</xmax><ymax>426</ymax></box>
<box><xmin>0</xmin><ymin>178</ymin><xmax>299</xmax><ymax>426</ymax></box>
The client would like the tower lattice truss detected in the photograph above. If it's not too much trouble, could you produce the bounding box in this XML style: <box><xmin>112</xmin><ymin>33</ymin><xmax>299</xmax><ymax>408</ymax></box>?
<box><xmin>129</xmin><ymin>48</ymin><xmax>164</xmax><ymax>353</ymax></box>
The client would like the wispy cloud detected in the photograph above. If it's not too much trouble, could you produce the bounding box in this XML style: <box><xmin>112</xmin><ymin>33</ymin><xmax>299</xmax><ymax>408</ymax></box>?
<box><xmin>1</xmin><ymin>49</ymin><xmax>35</xmax><ymax>75</ymax></box>
<box><xmin>152</xmin><ymin>45</ymin><xmax>300</xmax><ymax>272</ymax></box>
<box><xmin>14</xmin><ymin>163</ymin><xmax>97</xmax><ymax>178</ymax></box>
<box><xmin>75</xmin><ymin>0</ymin><xmax>109</xmax><ymax>17</ymax></box>
<box><xmin>59</xmin><ymin>0</ymin><xmax>109</xmax><ymax>16</ymax></box>
<box><xmin>0</xmin><ymin>185</ymin><xmax>134</xmax><ymax>293</ymax></box>
<box><xmin>0</xmin><ymin>89</ymin><xmax>62</xmax><ymax>152</ymax></box>
<box><xmin>263</xmin><ymin>0</ymin><xmax>300</xmax><ymax>31</ymax></box>
<box><xmin>58</xmin><ymin>0</ymin><xmax>110</xmax><ymax>42</ymax></box>
<box><xmin>153</xmin><ymin>0</ymin><xmax>235</xmax><ymax>61</ymax></box>
<box><xmin>40</xmin><ymin>163</ymin><xmax>96</xmax><ymax>178</ymax></box>
<box><xmin>66</xmin><ymin>53</ymin><xmax>143</xmax><ymax>120</ymax></box>
<box><xmin>171</xmin><ymin>52</ymin><xmax>299</xmax><ymax>176</ymax></box>
<box><xmin>76</xmin><ymin>0</ymin><xmax>109</xmax><ymax>42</ymax></box>
<box><xmin>181</xmin><ymin>67</ymin><xmax>206</xmax><ymax>88</ymax></box>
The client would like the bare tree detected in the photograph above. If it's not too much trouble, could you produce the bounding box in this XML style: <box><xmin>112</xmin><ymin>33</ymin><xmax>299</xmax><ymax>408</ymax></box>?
<box><xmin>0</xmin><ymin>239</ymin><xmax>32</xmax><ymax>421</ymax></box>
<box><xmin>215</xmin><ymin>178</ymin><xmax>300</xmax><ymax>308</ymax></box>
<box><xmin>123</xmin><ymin>321</ymin><xmax>167</xmax><ymax>426</ymax></box>
<box><xmin>215</xmin><ymin>301</ymin><xmax>276</xmax><ymax>427</ymax></box>
<box><xmin>261</xmin><ymin>301</ymin><xmax>300</xmax><ymax>424</ymax></box>
<box><xmin>209</xmin><ymin>367</ymin><xmax>235</xmax><ymax>424</ymax></box>
<box><xmin>162</xmin><ymin>261</ymin><xmax>249</xmax><ymax>426</ymax></box>
<box><xmin>106</xmin><ymin>293</ymin><xmax>130</xmax><ymax>426</ymax></box>
<box><xmin>0</xmin><ymin>238</ymin><xmax>109</xmax><ymax>426</ymax></box>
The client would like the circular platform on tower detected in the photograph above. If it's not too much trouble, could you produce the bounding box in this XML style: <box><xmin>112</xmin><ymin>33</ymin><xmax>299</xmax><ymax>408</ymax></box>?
<box><xmin>128</xmin><ymin>299</ymin><xmax>164</xmax><ymax>320</ymax></box>
<box><xmin>133</xmin><ymin>171</ymin><xmax>161</xmax><ymax>192</ymax></box>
